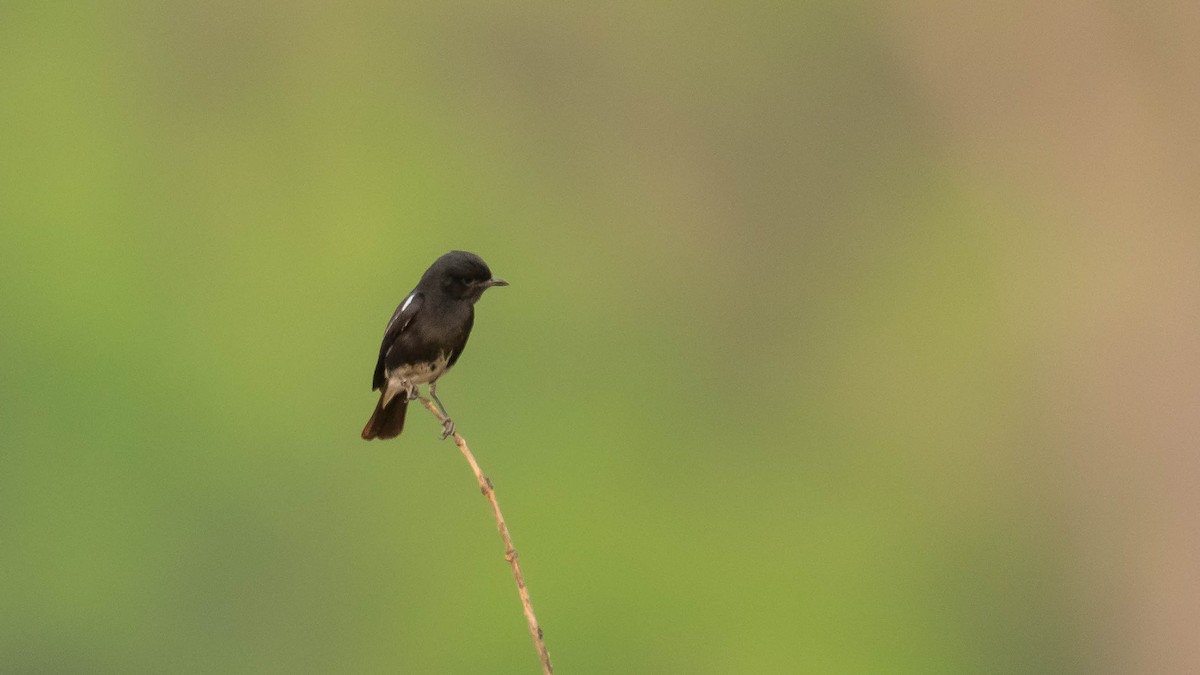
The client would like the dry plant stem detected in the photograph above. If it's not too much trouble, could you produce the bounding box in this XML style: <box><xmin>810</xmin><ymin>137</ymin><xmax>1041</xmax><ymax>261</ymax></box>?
<box><xmin>418</xmin><ymin>397</ymin><xmax>553</xmax><ymax>675</ymax></box>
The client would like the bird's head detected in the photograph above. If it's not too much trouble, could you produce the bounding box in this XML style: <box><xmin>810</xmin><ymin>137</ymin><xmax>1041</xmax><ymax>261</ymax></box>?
<box><xmin>431</xmin><ymin>250</ymin><xmax>508</xmax><ymax>301</ymax></box>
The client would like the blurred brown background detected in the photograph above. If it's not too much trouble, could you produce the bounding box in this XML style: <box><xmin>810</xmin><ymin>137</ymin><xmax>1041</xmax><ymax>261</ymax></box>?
<box><xmin>891</xmin><ymin>4</ymin><xmax>1200</xmax><ymax>671</ymax></box>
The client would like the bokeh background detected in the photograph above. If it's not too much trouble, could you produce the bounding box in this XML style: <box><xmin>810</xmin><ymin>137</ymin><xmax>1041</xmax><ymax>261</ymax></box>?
<box><xmin>3</xmin><ymin>2</ymin><xmax>1198</xmax><ymax>673</ymax></box>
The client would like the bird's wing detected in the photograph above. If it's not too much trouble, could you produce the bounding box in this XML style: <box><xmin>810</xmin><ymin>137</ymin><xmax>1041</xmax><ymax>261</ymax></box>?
<box><xmin>372</xmin><ymin>292</ymin><xmax>423</xmax><ymax>389</ymax></box>
<box><xmin>384</xmin><ymin>291</ymin><xmax>423</xmax><ymax>338</ymax></box>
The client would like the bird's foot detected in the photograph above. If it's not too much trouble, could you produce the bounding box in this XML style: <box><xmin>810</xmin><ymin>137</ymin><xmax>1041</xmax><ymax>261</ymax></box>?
<box><xmin>439</xmin><ymin>417</ymin><xmax>456</xmax><ymax>440</ymax></box>
<box><xmin>403</xmin><ymin>380</ymin><xmax>419</xmax><ymax>401</ymax></box>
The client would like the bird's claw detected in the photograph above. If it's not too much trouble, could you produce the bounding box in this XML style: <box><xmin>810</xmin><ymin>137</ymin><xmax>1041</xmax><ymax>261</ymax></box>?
<box><xmin>440</xmin><ymin>417</ymin><xmax>456</xmax><ymax>440</ymax></box>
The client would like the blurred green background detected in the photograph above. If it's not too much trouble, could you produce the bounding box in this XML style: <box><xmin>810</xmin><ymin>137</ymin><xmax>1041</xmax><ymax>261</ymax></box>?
<box><xmin>4</xmin><ymin>2</ymin><xmax>1198</xmax><ymax>673</ymax></box>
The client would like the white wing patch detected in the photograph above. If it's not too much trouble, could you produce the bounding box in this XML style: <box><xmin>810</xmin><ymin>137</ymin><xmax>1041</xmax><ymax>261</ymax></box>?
<box><xmin>384</xmin><ymin>292</ymin><xmax>418</xmax><ymax>336</ymax></box>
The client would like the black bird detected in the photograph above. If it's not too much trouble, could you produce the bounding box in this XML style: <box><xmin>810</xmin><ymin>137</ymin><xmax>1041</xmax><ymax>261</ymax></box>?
<box><xmin>361</xmin><ymin>251</ymin><xmax>508</xmax><ymax>441</ymax></box>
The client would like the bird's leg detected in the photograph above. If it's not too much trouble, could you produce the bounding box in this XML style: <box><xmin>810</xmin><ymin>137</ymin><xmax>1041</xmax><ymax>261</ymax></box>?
<box><xmin>428</xmin><ymin>381</ymin><xmax>450</xmax><ymax>417</ymax></box>
<box><xmin>382</xmin><ymin>376</ymin><xmax>419</xmax><ymax>408</ymax></box>
<box><xmin>429</xmin><ymin>381</ymin><xmax>455</xmax><ymax>439</ymax></box>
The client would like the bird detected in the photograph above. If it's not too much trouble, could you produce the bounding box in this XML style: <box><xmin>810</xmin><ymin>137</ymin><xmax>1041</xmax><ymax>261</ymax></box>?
<box><xmin>361</xmin><ymin>250</ymin><xmax>508</xmax><ymax>441</ymax></box>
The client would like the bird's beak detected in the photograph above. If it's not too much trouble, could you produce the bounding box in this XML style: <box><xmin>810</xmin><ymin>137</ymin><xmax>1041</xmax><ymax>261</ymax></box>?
<box><xmin>486</xmin><ymin>278</ymin><xmax>509</xmax><ymax>287</ymax></box>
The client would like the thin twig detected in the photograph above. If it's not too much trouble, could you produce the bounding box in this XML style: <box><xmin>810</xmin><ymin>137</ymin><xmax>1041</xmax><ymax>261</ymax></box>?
<box><xmin>417</xmin><ymin>397</ymin><xmax>553</xmax><ymax>675</ymax></box>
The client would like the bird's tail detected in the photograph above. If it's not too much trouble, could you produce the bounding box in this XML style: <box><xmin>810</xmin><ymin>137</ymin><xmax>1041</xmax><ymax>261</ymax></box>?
<box><xmin>361</xmin><ymin>392</ymin><xmax>408</xmax><ymax>440</ymax></box>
